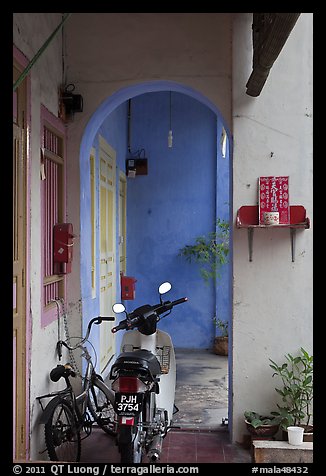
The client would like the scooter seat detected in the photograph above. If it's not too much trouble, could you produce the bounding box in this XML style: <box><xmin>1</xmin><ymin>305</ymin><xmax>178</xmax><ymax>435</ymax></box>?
<box><xmin>112</xmin><ymin>349</ymin><xmax>162</xmax><ymax>377</ymax></box>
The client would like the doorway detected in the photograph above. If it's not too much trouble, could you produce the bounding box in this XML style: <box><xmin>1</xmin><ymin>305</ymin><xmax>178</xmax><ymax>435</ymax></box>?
<box><xmin>173</xmin><ymin>349</ymin><xmax>228</xmax><ymax>430</ymax></box>
<box><xmin>79</xmin><ymin>80</ymin><xmax>232</xmax><ymax>428</ymax></box>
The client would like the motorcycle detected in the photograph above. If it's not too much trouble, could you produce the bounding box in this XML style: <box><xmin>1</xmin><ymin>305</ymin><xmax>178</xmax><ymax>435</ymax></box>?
<box><xmin>109</xmin><ymin>282</ymin><xmax>187</xmax><ymax>463</ymax></box>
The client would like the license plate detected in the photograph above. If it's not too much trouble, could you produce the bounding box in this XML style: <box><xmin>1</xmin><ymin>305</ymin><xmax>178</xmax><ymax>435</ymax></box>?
<box><xmin>114</xmin><ymin>393</ymin><xmax>143</xmax><ymax>416</ymax></box>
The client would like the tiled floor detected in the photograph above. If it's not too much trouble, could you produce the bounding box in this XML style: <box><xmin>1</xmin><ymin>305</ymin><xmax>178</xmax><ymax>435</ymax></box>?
<box><xmin>173</xmin><ymin>349</ymin><xmax>228</xmax><ymax>430</ymax></box>
<box><xmin>80</xmin><ymin>349</ymin><xmax>251</xmax><ymax>464</ymax></box>
<box><xmin>80</xmin><ymin>427</ymin><xmax>251</xmax><ymax>463</ymax></box>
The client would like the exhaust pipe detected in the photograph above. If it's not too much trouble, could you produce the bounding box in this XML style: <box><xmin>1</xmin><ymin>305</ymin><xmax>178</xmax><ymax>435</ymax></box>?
<box><xmin>148</xmin><ymin>434</ymin><xmax>164</xmax><ymax>462</ymax></box>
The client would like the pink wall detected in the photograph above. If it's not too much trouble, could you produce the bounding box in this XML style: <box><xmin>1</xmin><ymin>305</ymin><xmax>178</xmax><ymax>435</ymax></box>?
<box><xmin>40</xmin><ymin>105</ymin><xmax>67</xmax><ymax>328</ymax></box>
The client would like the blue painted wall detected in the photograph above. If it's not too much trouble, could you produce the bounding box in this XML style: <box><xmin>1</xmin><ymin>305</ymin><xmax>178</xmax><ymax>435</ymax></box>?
<box><xmin>125</xmin><ymin>92</ymin><xmax>218</xmax><ymax>349</ymax></box>
<box><xmin>80</xmin><ymin>87</ymin><xmax>230</xmax><ymax>355</ymax></box>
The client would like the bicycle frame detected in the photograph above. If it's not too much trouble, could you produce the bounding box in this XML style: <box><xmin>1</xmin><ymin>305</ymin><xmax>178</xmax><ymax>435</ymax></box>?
<box><xmin>75</xmin><ymin>343</ymin><xmax>94</xmax><ymax>419</ymax></box>
<box><xmin>37</xmin><ymin>344</ymin><xmax>93</xmax><ymax>429</ymax></box>
<box><xmin>37</xmin><ymin>316</ymin><xmax>116</xmax><ymax>428</ymax></box>
<box><xmin>36</xmin><ymin>316</ymin><xmax>117</xmax><ymax>462</ymax></box>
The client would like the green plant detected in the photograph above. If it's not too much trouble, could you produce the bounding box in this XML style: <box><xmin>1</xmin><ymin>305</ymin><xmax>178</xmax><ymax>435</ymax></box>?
<box><xmin>269</xmin><ymin>347</ymin><xmax>313</xmax><ymax>430</ymax></box>
<box><xmin>178</xmin><ymin>218</ymin><xmax>229</xmax><ymax>284</ymax></box>
<box><xmin>244</xmin><ymin>411</ymin><xmax>281</xmax><ymax>428</ymax></box>
<box><xmin>213</xmin><ymin>316</ymin><xmax>228</xmax><ymax>337</ymax></box>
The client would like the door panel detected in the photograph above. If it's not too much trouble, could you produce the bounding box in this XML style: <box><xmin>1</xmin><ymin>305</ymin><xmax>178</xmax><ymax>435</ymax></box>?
<box><xmin>99</xmin><ymin>137</ymin><xmax>116</xmax><ymax>371</ymax></box>
<box><xmin>119</xmin><ymin>172</ymin><xmax>127</xmax><ymax>276</ymax></box>
<box><xmin>13</xmin><ymin>63</ymin><xmax>27</xmax><ymax>460</ymax></box>
<box><xmin>90</xmin><ymin>150</ymin><xmax>96</xmax><ymax>296</ymax></box>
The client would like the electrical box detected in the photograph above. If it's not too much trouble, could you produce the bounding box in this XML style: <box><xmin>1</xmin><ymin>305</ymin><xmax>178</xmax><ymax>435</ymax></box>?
<box><xmin>121</xmin><ymin>274</ymin><xmax>137</xmax><ymax>300</ymax></box>
<box><xmin>126</xmin><ymin>158</ymin><xmax>148</xmax><ymax>178</ymax></box>
<box><xmin>53</xmin><ymin>223</ymin><xmax>74</xmax><ymax>274</ymax></box>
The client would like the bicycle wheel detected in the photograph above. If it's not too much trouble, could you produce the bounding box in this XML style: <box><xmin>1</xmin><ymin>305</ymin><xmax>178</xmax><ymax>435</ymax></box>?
<box><xmin>44</xmin><ymin>399</ymin><xmax>81</xmax><ymax>461</ymax></box>
<box><xmin>88</xmin><ymin>379</ymin><xmax>116</xmax><ymax>435</ymax></box>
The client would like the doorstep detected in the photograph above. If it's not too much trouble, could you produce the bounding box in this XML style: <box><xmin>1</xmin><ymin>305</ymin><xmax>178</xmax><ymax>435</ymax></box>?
<box><xmin>252</xmin><ymin>440</ymin><xmax>313</xmax><ymax>464</ymax></box>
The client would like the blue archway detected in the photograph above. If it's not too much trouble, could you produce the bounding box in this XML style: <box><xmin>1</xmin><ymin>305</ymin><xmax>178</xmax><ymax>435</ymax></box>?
<box><xmin>80</xmin><ymin>81</ymin><xmax>231</xmax><ymax>156</ymax></box>
<box><xmin>80</xmin><ymin>79</ymin><xmax>232</xmax><ymax>328</ymax></box>
<box><xmin>79</xmin><ymin>79</ymin><xmax>233</xmax><ymax>429</ymax></box>
<box><xmin>80</xmin><ymin>80</ymin><xmax>232</xmax><ymax>299</ymax></box>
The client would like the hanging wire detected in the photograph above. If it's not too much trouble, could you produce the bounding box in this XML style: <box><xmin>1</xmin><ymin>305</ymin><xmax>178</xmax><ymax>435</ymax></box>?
<box><xmin>168</xmin><ymin>91</ymin><xmax>173</xmax><ymax>148</ymax></box>
<box><xmin>169</xmin><ymin>91</ymin><xmax>172</xmax><ymax>130</ymax></box>
<box><xmin>13</xmin><ymin>13</ymin><xmax>72</xmax><ymax>91</ymax></box>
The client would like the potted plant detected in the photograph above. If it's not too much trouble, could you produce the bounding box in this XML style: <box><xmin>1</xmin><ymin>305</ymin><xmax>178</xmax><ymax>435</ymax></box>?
<box><xmin>269</xmin><ymin>347</ymin><xmax>313</xmax><ymax>441</ymax></box>
<box><xmin>244</xmin><ymin>411</ymin><xmax>281</xmax><ymax>438</ymax></box>
<box><xmin>178</xmin><ymin>218</ymin><xmax>229</xmax><ymax>284</ymax></box>
<box><xmin>179</xmin><ymin>219</ymin><xmax>230</xmax><ymax>354</ymax></box>
<box><xmin>213</xmin><ymin>317</ymin><xmax>228</xmax><ymax>356</ymax></box>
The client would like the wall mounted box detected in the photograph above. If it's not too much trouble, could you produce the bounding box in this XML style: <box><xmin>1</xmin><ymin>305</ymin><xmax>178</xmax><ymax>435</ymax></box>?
<box><xmin>61</xmin><ymin>93</ymin><xmax>83</xmax><ymax>114</ymax></box>
<box><xmin>53</xmin><ymin>223</ymin><xmax>74</xmax><ymax>273</ymax></box>
<box><xmin>126</xmin><ymin>158</ymin><xmax>148</xmax><ymax>177</ymax></box>
<box><xmin>121</xmin><ymin>275</ymin><xmax>137</xmax><ymax>300</ymax></box>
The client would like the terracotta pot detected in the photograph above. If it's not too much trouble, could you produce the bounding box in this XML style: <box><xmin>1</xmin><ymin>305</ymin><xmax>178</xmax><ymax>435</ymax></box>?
<box><xmin>213</xmin><ymin>336</ymin><xmax>228</xmax><ymax>356</ymax></box>
<box><xmin>245</xmin><ymin>420</ymin><xmax>279</xmax><ymax>438</ymax></box>
<box><xmin>302</xmin><ymin>425</ymin><xmax>313</xmax><ymax>442</ymax></box>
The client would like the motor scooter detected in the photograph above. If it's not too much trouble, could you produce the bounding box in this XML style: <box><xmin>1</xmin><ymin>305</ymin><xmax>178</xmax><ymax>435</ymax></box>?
<box><xmin>109</xmin><ymin>282</ymin><xmax>187</xmax><ymax>464</ymax></box>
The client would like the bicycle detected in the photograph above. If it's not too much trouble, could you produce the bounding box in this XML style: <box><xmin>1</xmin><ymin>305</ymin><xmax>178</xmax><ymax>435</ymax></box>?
<box><xmin>36</xmin><ymin>316</ymin><xmax>117</xmax><ymax>462</ymax></box>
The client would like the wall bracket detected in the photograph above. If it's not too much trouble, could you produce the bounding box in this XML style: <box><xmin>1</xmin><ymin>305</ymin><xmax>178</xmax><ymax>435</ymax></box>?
<box><xmin>236</xmin><ymin>205</ymin><xmax>310</xmax><ymax>262</ymax></box>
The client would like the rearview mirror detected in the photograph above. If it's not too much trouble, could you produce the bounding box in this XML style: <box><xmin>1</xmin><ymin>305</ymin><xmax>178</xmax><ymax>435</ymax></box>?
<box><xmin>158</xmin><ymin>282</ymin><xmax>172</xmax><ymax>295</ymax></box>
<box><xmin>112</xmin><ymin>303</ymin><xmax>126</xmax><ymax>314</ymax></box>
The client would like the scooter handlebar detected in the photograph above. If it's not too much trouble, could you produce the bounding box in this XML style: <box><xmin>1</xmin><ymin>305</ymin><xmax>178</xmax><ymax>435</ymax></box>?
<box><xmin>111</xmin><ymin>315</ymin><xmax>141</xmax><ymax>333</ymax></box>
<box><xmin>155</xmin><ymin>297</ymin><xmax>188</xmax><ymax>315</ymax></box>
<box><xmin>171</xmin><ymin>297</ymin><xmax>188</xmax><ymax>307</ymax></box>
<box><xmin>111</xmin><ymin>297</ymin><xmax>188</xmax><ymax>333</ymax></box>
<box><xmin>111</xmin><ymin>320</ymin><xmax>128</xmax><ymax>333</ymax></box>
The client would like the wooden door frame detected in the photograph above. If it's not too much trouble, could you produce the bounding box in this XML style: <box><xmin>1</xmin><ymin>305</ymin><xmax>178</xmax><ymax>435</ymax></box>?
<box><xmin>98</xmin><ymin>136</ymin><xmax>116</xmax><ymax>372</ymax></box>
<box><xmin>13</xmin><ymin>46</ymin><xmax>31</xmax><ymax>460</ymax></box>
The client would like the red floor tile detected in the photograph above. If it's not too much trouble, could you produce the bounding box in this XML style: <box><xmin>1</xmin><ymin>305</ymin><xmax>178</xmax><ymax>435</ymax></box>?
<box><xmin>80</xmin><ymin>427</ymin><xmax>251</xmax><ymax>464</ymax></box>
<box><xmin>197</xmin><ymin>455</ymin><xmax>226</xmax><ymax>463</ymax></box>
<box><xmin>168</xmin><ymin>431</ymin><xmax>197</xmax><ymax>446</ymax></box>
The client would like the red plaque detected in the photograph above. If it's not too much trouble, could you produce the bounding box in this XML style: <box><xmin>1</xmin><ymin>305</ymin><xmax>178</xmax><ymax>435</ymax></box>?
<box><xmin>258</xmin><ymin>176</ymin><xmax>290</xmax><ymax>225</ymax></box>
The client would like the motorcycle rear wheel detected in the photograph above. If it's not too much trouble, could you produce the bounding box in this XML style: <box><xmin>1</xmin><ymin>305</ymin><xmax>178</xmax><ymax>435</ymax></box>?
<box><xmin>119</xmin><ymin>418</ymin><xmax>143</xmax><ymax>463</ymax></box>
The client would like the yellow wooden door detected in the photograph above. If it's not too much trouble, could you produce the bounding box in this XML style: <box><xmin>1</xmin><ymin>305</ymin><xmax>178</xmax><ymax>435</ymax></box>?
<box><xmin>13</xmin><ymin>63</ymin><xmax>27</xmax><ymax>460</ymax></box>
<box><xmin>99</xmin><ymin>137</ymin><xmax>116</xmax><ymax>371</ymax></box>
<box><xmin>90</xmin><ymin>148</ymin><xmax>97</xmax><ymax>298</ymax></box>
<box><xmin>119</xmin><ymin>172</ymin><xmax>127</xmax><ymax>276</ymax></box>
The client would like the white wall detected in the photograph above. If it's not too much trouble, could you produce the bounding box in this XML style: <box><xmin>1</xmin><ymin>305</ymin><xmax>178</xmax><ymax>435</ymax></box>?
<box><xmin>232</xmin><ymin>13</ymin><xmax>313</xmax><ymax>442</ymax></box>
